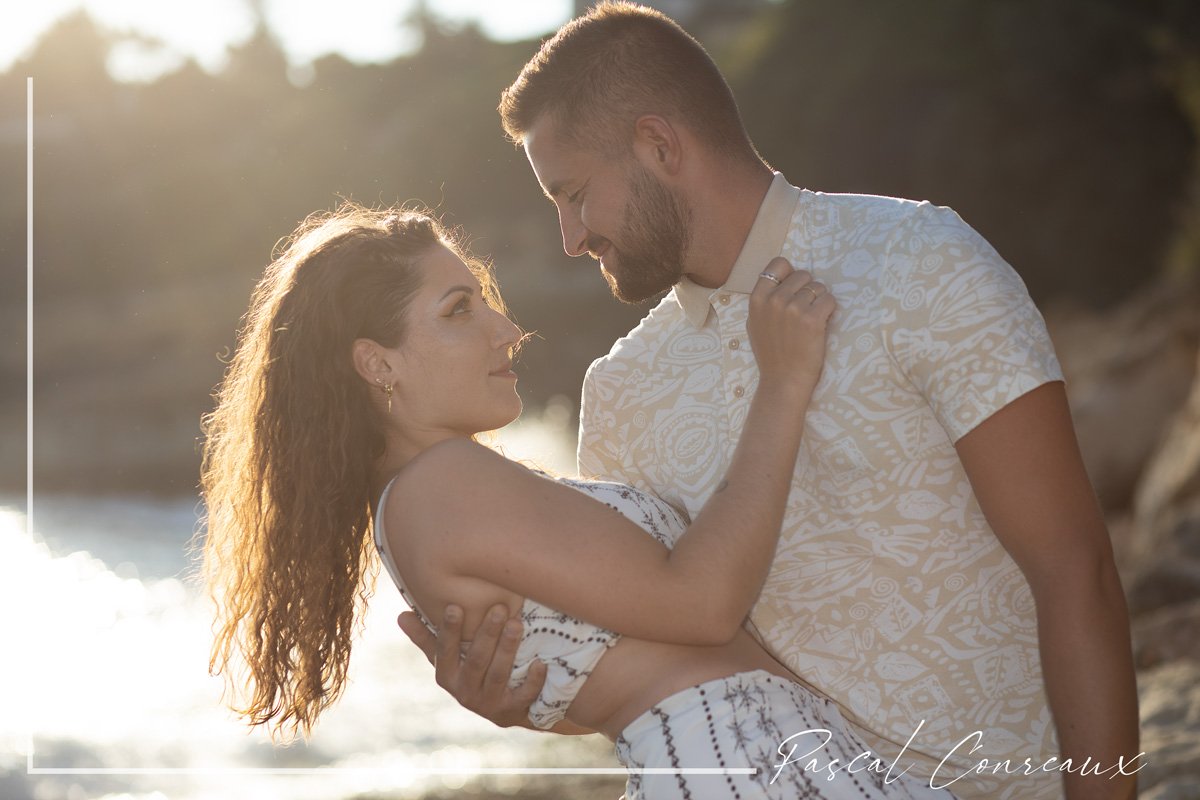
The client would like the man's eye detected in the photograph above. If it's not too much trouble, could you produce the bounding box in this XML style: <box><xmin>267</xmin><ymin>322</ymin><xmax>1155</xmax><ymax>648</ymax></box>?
<box><xmin>567</xmin><ymin>189</ymin><xmax>583</xmax><ymax>204</ymax></box>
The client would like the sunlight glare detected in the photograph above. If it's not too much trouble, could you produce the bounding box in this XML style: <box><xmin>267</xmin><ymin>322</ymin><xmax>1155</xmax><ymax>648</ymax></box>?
<box><xmin>80</xmin><ymin>0</ymin><xmax>257</xmax><ymax>71</ymax></box>
<box><xmin>2</xmin><ymin>1</ymin><xmax>572</xmax><ymax>78</ymax></box>
<box><xmin>433</xmin><ymin>0</ymin><xmax>573</xmax><ymax>41</ymax></box>
<box><xmin>0</xmin><ymin>0</ymin><xmax>78</xmax><ymax>69</ymax></box>
<box><xmin>262</xmin><ymin>0</ymin><xmax>421</xmax><ymax>67</ymax></box>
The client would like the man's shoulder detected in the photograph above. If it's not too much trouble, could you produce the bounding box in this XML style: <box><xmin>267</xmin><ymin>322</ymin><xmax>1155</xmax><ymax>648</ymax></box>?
<box><xmin>788</xmin><ymin>188</ymin><xmax>979</xmax><ymax>275</ymax></box>
<box><xmin>585</xmin><ymin>291</ymin><xmax>686</xmax><ymax>379</ymax></box>
<box><xmin>797</xmin><ymin>188</ymin><xmax>934</xmax><ymax>231</ymax></box>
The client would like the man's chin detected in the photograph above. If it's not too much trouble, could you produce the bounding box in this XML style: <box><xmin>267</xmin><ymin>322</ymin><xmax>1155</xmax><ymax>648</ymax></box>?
<box><xmin>602</xmin><ymin>269</ymin><xmax>641</xmax><ymax>304</ymax></box>
<box><xmin>602</xmin><ymin>260</ymin><xmax>679</xmax><ymax>304</ymax></box>
<box><xmin>599</xmin><ymin>265</ymin><xmax>624</xmax><ymax>298</ymax></box>
<box><xmin>609</xmin><ymin>280</ymin><xmax>670</xmax><ymax>305</ymax></box>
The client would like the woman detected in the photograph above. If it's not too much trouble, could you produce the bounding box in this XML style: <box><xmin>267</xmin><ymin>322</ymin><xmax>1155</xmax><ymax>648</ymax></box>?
<box><xmin>201</xmin><ymin>203</ymin><xmax>954</xmax><ymax>799</ymax></box>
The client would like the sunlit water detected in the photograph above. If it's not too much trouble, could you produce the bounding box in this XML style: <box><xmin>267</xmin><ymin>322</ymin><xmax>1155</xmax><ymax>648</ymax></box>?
<box><xmin>0</xmin><ymin>410</ymin><xmax>619</xmax><ymax>800</ymax></box>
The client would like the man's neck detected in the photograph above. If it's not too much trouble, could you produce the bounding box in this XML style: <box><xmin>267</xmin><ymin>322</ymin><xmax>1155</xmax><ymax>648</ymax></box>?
<box><xmin>683</xmin><ymin>164</ymin><xmax>775</xmax><ymax>289</ymax></box>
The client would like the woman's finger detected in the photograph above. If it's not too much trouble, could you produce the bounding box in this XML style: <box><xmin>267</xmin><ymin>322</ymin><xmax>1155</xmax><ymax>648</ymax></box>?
<box><xmin>752</xmin><ymin>257</ymin><xmax>796</xmax><ymax>296</ymax></box>
<box><xmin>792</xmin><ymin>279</ymin><xmax>825</xmax><ymax>304</ymax></box>
<box><xmin>811</xmin><ymin>289</ymin><xmax>838</xmax><ymax>319</ymax></box>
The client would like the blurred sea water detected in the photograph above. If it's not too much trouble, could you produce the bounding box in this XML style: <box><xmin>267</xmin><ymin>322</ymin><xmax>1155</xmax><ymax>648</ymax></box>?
<box><xmin>0</xmin><ymin>410</ymin><xmax>623</xmax><ymax>800</ymax></box>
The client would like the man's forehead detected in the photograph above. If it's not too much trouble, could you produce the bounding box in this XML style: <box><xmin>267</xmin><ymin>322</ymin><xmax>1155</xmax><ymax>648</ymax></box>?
<box><xmin>523</xmin><ymin>120</ymin><xmax>580</xmax><ymax>198</ymax></box>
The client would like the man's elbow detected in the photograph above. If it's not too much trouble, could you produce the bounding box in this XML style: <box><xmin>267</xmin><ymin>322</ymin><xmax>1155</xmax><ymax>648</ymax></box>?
<box><xmin>1023</xmin><ymin>531</ymin><xmax>1128</xmax><ymax>608</ymax></box>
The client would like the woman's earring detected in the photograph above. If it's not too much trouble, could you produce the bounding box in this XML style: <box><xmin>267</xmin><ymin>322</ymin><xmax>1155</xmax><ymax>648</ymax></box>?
<box><xmin>376</xmin><ymin>379</ymin><xmax>394</xmax><ymax>414</ymax></box>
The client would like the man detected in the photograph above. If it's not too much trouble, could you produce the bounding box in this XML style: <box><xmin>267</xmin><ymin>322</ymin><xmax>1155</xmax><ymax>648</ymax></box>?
<box><xmin>400</xmin><ymin>3</ymin><xmax>1139</xmax><ymax>797</ymax></box>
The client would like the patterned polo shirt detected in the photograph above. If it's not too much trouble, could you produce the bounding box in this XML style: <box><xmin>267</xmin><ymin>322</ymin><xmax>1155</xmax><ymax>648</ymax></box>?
<box><xmin>578</xmin><ymin>174</ymin><xmax>1065</xmax><ymax>799</ymax></box>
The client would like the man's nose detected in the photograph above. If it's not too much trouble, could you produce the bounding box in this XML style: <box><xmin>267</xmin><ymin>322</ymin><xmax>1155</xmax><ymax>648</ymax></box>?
<box><xmin>558</xmin><ymin>207</ymin><xmax>589</xmax><ymax>258</ymax></box>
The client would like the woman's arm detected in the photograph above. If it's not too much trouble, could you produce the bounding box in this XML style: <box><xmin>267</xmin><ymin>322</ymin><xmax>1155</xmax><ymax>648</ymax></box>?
<box><xmin>387</xmin><ymin>259</ymin><xmax>834</xmax><ymax>646</ymax></box>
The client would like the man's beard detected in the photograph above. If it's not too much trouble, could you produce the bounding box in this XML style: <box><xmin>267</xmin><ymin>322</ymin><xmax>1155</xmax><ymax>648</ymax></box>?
<box><xmin>599</xmin><ymin>164</ymin><xmax>691</xmax><ymax>304</ymax></box>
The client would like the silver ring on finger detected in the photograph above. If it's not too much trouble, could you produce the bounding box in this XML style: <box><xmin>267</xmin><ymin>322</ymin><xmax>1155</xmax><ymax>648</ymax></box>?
<box><xmin>758</xmin><ymin>271</ymin><xmax>782</xmax><ymax>285</ymax></box>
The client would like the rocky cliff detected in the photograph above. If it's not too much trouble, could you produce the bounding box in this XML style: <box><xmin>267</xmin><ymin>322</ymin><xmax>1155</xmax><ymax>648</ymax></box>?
<box><xmin>1046</xmin><ymin>274</ymin><xmax>1200</xmax><ymax>797</ymax></box>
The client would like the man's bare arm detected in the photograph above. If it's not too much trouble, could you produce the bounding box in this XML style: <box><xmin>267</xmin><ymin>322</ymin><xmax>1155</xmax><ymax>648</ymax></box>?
<box><xmin>955</xmin><ymin>381</ymin><xmax>1140</xmax><ymax>800</ymax></box>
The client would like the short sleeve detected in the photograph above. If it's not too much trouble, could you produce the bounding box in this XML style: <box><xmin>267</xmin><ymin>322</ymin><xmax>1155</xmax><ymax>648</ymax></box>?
<box><xmin>577</xmin><ymin>355</ymin><xmax>631</xmax><ymax>482</ymax></box>
<box><xmin>879</xmin><ymin>203</ymin><xmax>1064</xmax><ymax>443</ymax></box>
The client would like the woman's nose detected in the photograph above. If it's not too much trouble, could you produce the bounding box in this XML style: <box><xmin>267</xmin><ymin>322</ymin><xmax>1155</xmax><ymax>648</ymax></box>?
<box><xmin>494</xmin><ymin>310</ymin><xmax>523</xmax><ymax>348</ymax></box>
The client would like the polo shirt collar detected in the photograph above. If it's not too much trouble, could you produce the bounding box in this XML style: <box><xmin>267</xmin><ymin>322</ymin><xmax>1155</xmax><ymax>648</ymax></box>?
<box><xmin>674</xmin><ymin>173</ymin><xmax>803</xmax><ymax>328</ymax></box>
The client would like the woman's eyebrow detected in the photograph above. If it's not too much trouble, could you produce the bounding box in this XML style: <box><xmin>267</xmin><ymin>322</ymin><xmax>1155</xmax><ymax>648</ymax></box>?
<box><xmin>439</xmin><ymin>285</ymin><xmax>475</xmax><ymax>301</ymax></box>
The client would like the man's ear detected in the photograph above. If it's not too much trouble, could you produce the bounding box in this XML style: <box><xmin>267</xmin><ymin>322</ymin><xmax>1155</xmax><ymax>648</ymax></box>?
<box><xmin>352</xmin><ymin>338</ymin><xmax>393</xmax><ymax>386</ymax></box>
<box><xmin>631</xmin><ymin>114</ymin><xmax>684</xmax><ymax>177</ymax></box>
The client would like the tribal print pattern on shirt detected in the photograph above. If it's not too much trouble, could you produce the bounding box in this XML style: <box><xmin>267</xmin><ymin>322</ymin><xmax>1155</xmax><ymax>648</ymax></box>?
<box><xmin>578</xmin><ymin>176</ymin><xmax>1065</xmax><ymax>800</ymax></box>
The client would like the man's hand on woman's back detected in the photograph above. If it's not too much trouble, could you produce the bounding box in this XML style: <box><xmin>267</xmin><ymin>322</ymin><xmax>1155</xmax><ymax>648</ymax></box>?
<box><xmin>398</xmin><ymin>603</ymin><xmax>546</xmax><ymax>729</ymax></box>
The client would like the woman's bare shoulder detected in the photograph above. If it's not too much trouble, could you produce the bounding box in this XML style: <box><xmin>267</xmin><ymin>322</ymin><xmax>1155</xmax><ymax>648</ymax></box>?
<box><xmin>405</xmin><ymin>437</ymin><xmax>530</xmax><ymax>482</ymax></box>
<box><xmin>385</xmin><ymin>438</ymin><xmax>544</xmax><ymax>530</ymax></box>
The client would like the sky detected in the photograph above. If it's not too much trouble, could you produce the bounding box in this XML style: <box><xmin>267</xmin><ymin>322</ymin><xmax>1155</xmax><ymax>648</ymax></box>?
<box><xmin>1</xmin><ymin>0</ymin><xmax>574</xmax><ymax>81</ymax></box>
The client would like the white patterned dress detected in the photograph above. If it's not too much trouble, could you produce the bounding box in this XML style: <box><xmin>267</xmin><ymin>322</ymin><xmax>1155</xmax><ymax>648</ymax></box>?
<box><xmin>375</xmin><ymin>471</ymin><xmax>957</xmax><ymax>799</ymax></box>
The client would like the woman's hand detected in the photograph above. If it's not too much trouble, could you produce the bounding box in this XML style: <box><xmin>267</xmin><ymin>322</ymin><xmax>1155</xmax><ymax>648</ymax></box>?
<box><xmin>747</xmin><ymin>257</ymin><xmax>835</xmax><ymax>398</ymax></box>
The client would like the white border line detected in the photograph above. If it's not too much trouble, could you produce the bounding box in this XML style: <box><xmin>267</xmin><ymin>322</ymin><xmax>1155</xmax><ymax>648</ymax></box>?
<box><xmin>27</xmin><ymin>768</ymin><xmax>750</xmax><ymax>776</ymax></box>
<box><xmin>25</xmin><ymin>74</ymin><xmax>35</xmax><ymax>778</ymax></box>
<box><xmin>18</xmin><ymin>74</ymin><xmax>756</xmax><ymax>782</ymax></box>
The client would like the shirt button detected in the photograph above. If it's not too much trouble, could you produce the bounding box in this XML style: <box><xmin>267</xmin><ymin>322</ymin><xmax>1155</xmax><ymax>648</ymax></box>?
<box><xmin>729</xmin><ymin>338</ymin><xmax>740</xmax><ymax>350</ymax></box>
<box><xmin>718</xmin><ymin>294</ymin><xmax>730</xmax><ymax>305</ymax></box>
<box><xmin>733</xmin><ymin>386</ymin><xmax>745</xmax><ymax>398</ymax></box>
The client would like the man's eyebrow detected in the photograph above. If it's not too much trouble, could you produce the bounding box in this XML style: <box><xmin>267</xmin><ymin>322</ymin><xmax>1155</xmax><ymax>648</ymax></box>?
<box><xmin>439</xmin><ymin>285</ymin><xmax>475</xmax><ymax>301</ymax></box>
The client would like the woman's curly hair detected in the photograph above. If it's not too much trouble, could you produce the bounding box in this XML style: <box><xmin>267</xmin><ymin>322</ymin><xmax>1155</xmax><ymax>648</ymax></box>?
<box><xmin>199</xmin><ymin>201</ymin><xmax>508</xmax><ymax>739</ymax></box>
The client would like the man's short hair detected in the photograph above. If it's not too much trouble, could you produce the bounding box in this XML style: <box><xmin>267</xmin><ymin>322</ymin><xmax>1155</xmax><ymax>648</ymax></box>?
<box><xmin>499</xmin><ymin>1</ymin><xmax>757</xmax><ymax>160</ymax></box>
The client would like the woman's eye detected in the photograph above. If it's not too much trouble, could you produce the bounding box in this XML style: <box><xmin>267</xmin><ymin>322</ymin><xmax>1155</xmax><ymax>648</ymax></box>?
<box><xmin>450</xmin><ymin>298</ymin><xmax>471</xmax><ymax>315</ymax></box>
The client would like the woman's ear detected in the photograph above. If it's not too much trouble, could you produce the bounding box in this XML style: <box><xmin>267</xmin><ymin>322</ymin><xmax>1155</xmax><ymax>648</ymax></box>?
<box><xmin>351</xmin><ymin>338</ymin><xmax>392</xmax><ymax>386</ymax></box>
<box><xmin>631</xmin><ymin>114</ymin><xmax>683</xmax><ymax>177</ymax></box>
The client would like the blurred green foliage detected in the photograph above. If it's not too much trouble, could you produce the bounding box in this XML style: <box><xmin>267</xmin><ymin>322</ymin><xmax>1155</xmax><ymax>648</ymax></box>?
<box><xmin>1</xmin><ymin>0</ymin><xmax>1197</xmax><ymax>495</ymax></box>
<box><xmin>733</xmin><ymin>0</ymin><xmax>1195</xmax><ymax>303</ymax></box>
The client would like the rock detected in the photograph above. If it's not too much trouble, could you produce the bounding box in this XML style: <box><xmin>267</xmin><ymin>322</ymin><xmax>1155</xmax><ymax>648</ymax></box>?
<box><xmin>1126</xmin><ymin>514</ymin><xmax>1200</xmax><ymax>617</ymax></box>
<box><xmin>1137</xmin><ymin>660</ymin><xmax>1200</xmax><ymax>796</ymax></box>
<box><xmin>1133</xmin><ymin>597</ymin><xmax>1200</xmax><ymax>668</ymax></box>
<box><xmin>1119</xmin><ymin>342</ymin><xmax>1200</xmax><ymax>616</ymax></box>
<box><xmin>1045</xmin><ymin>278</ymin><xmax>1200</xmax><ymax>514</ymax></box>
<box><xmin>1108</xmin><ymin>514</ymin><xmax>1140</xmax><ymax>588</ymax></box>
<box><xmin>1141</xmin><ymin>781</ymin><xmax>1200</xmax><ymax>799</ymax></box>
<box><xmin>1135</xmin><ymin>344</ymin><xmax>1200</xmax><ymax>560</ymax></box>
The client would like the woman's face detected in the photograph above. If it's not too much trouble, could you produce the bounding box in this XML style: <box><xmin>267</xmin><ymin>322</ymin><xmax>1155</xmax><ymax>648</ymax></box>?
<box><xmin>384</xmin><ymin>244</ymin><xmax>524</xmax><ymax>440</ymax></box>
